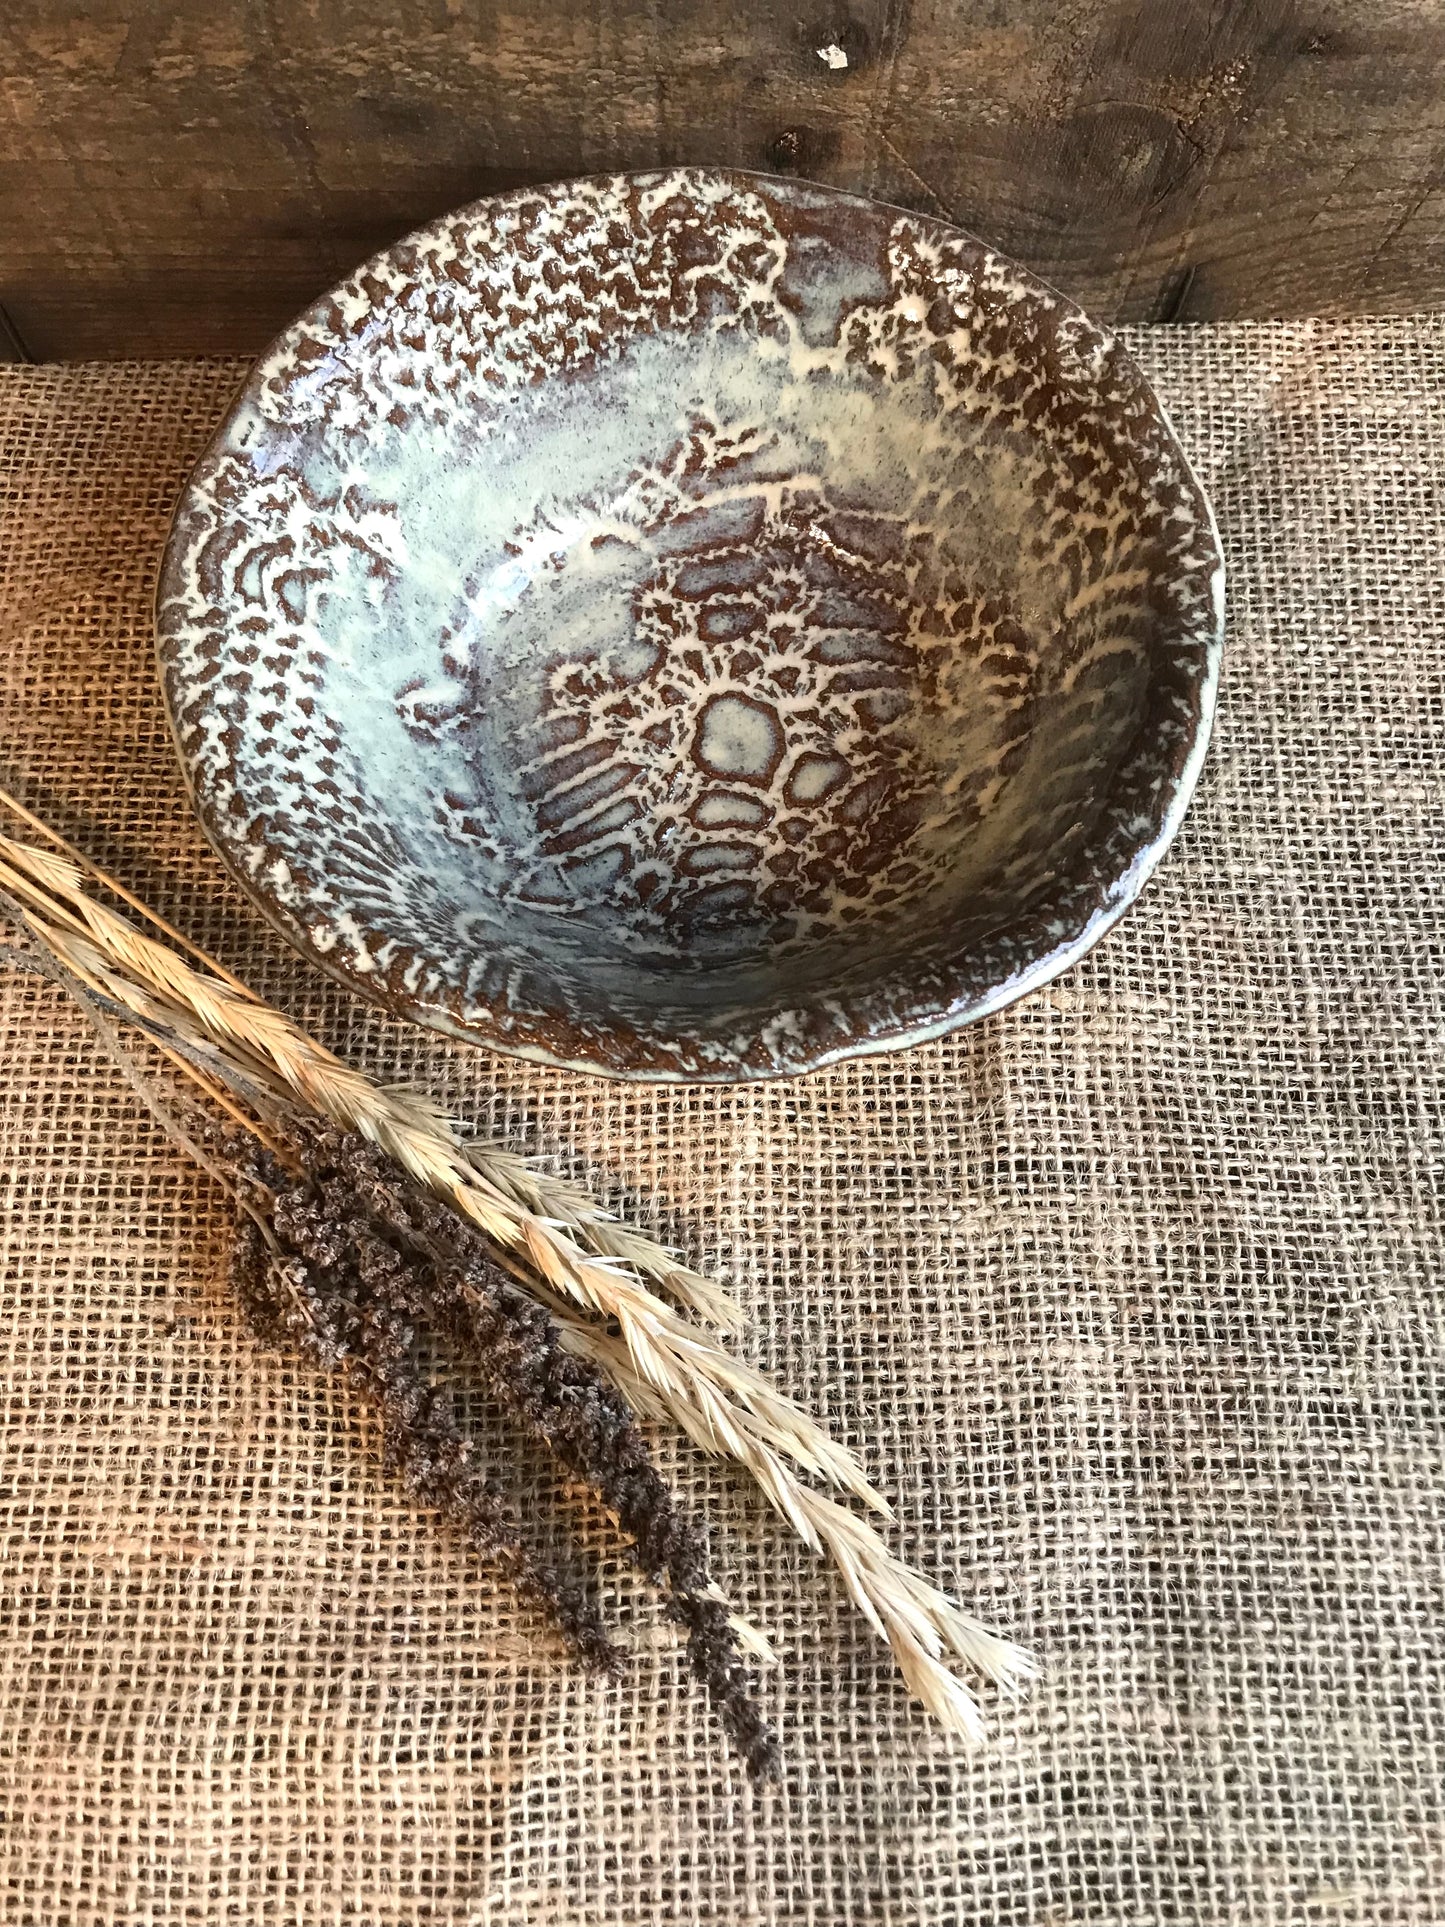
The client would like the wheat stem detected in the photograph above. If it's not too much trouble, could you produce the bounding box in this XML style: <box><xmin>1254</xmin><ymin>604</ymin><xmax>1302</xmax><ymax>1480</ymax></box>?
<box><xmin>0</xmin><ymin>781</ymin><xmax>252</xmax><ymax>993</ymax></box>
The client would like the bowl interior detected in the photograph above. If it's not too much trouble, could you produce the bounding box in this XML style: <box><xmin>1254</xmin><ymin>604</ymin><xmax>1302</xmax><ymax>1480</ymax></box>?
<box><xmin>158</xmin><ymin>170</ymin><xmax>1222</xmax><ymax>1078</ymax></box>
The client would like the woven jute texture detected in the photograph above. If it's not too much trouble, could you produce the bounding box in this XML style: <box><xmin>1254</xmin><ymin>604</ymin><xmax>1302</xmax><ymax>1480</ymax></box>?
<box><xmin>1</xmin><ymin>326</ymin><xmax>1442</xmax><ymax>1926</ymax></box>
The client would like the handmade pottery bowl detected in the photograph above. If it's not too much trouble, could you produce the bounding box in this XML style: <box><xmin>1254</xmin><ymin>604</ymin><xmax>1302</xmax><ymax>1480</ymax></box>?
<box><xmin>157</xmin><ymin>169</ymin><xmax>1223</xmax><ymax>1081</ymax></box>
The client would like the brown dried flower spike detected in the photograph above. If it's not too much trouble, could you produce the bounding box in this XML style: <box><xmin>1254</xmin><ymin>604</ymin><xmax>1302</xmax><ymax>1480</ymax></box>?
<box><xmin>0</xmin><ymin>781</ymin><xmax>1036</xmax><ymax>1774</ymax></box>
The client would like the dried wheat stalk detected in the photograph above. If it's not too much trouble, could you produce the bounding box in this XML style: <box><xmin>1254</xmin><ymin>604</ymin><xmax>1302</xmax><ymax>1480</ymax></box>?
<box><xmin>555</xmin><ymin>1314</ymin><xmax>1037</xmax><ymax>1739</ymax></box>
<box><xmin>3</xmin><ymin>913</ymin><xmax>779</xmax><ymax>1775</ymax></box>
<box><xmin>0</xmin><ymin>782</ymin><xmax>738</xmax><ymax>1331</ymax></box>
<box><xmin>455</xmin><ymin>1130</ymin><xmax>745</xmax><ymax>1333</ymax></box>
<box><xmin>0</xmin><ymin>829</ymin><xmax>883</xmax><ymax>1504</ymax></box>
<box><xmin>0</xmin><ymin>808</ymin><xmax>1037</xmax><ymax>1741</ymax></box>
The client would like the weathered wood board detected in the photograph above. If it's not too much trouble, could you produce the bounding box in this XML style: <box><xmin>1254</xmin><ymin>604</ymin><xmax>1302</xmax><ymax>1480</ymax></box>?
<box><xmin>2</xmin><ymin>0</ymin><xmax>1444</xmax><ymax>356</ymax></box>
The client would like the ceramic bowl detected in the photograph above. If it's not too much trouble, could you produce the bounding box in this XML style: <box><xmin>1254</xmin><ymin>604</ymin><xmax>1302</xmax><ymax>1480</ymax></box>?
<box><xmin>157</xmin><ymin>168</ymin><xmax>1223</xmax><ymax>1082</ymax></box>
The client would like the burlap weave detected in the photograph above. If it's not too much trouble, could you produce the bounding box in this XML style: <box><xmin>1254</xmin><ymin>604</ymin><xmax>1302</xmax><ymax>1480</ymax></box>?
<box><xmin>1</xmin><ymin>326</ymin><xmax>1442</xmax><ymax>1926</ymax></box>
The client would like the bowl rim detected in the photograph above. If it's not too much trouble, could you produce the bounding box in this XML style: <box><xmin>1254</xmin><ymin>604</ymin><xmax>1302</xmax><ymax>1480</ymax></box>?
<box><xmin>156</xmin><ymin>164</ymin><xmax>1226</xmax><ymax>1083</ymax></box>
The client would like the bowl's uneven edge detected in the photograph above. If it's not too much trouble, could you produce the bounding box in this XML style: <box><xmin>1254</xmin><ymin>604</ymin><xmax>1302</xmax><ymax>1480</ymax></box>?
<box><xmin>155</xmin><ymin>166</ymin><xmax>1225</xmax><ymax>1084</ymax></box>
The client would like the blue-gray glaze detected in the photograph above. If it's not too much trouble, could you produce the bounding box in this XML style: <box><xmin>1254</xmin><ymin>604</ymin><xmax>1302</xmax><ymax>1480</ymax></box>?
<box><xmin>157</xmin><ymin>169</ymin><xmax>1224</xmax><ymax>1081</ymax></box>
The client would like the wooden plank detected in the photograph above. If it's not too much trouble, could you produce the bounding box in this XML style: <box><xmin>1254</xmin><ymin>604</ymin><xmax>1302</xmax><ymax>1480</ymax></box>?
<box><xmin>0</xmin><ymin>304</ymin><xmax>31</xmax><ymax>362</ymax></box>
<box><xmin>1</xmin><ymin>0</ymin><xmax>1444</xmax><ymax>356</ymax></box>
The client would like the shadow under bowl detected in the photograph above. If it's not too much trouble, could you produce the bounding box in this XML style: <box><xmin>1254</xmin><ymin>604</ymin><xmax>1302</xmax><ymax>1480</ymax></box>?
<box><xmin>157</xmin><ymin>168</ymin><xmax>1224</xmax><ymax>1081</ymax></box>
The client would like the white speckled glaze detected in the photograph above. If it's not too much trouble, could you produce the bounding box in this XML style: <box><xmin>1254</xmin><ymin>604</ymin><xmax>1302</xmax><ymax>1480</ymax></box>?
<box><xmin>157</xmin><ymin>169</ymin><xmax>1224</xmax><ymax>1081</ymax></box>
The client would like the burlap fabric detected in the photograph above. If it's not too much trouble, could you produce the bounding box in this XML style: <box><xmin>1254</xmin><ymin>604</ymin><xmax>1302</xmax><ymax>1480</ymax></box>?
<box><xmin>1</xmin><ymin>325</ymin><xmax>1442</xmax><ymax>1925</ymax></box>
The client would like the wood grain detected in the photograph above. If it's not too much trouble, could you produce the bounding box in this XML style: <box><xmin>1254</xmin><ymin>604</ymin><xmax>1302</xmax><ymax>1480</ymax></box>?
<box><xmin>2</xmin><ymin>0</ymin><xmax>1444</xmax><ymax>356</ymax></box>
